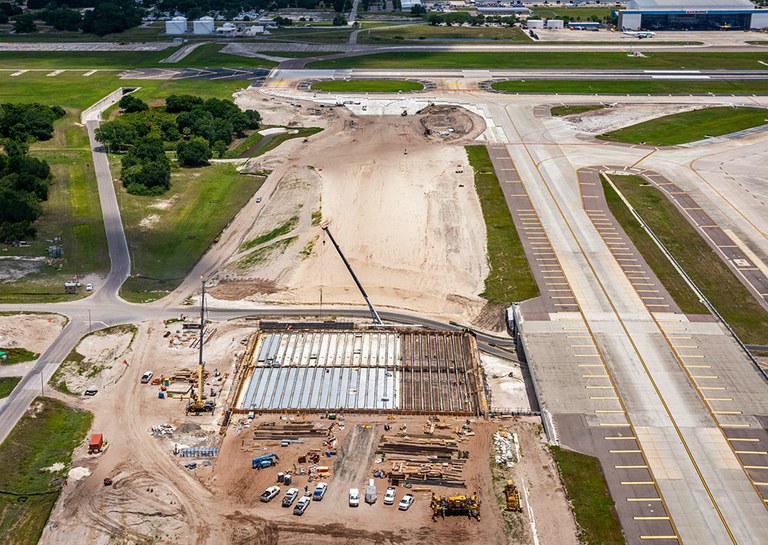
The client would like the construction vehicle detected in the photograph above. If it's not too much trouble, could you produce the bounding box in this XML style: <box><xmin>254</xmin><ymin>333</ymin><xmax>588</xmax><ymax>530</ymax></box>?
<box><xmin>187</xmin><ymin>279</ymin><xmax>215</xmax><ymax>415</ymax></box>
<box><xmin>504</xmin><ymin>480</ymin><xmax>522</xmax><ymax>512</ymax></box>
<box><xmin>430</xmin><ymin>493</ymin><xmax>481</xmax><ymax>522</ymax></box>
<box><xmin>321</xmin><ymin>223</ymin><xmax>382</xmax><ymax>324</ymax></box>
<box><xmin>252</xmin><ymin>453</ymin><xmax>280</xmax><ymax>469</ymax></box>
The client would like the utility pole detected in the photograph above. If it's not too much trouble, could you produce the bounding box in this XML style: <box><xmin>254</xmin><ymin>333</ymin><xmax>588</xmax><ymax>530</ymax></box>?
<box><xmin>39</xmin><ymin>370</ymin><xmax>44</xmax><ymax>397</ymax></box>
<box><xmin>88</xmin><ymin>309</ymin><xmax>92</xmax><ymax>333</ymax></box>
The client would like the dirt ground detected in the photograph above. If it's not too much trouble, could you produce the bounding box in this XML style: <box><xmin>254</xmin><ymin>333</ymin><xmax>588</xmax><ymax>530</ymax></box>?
<box><xmin>213</xmin><ymin>93</ymin><xmax>490</xmax><ymax>322</ymax></box>
<box><xmin>0</xmin><ymin>313</ymin><xmax>66</xmax><ymax>355</ymax></box>
<box><xmin>41</xmin><ymin>321</ymin><xmax>578</xmax><ymax>545</ymax></box>
<box><xmin>556</xmin><ymin>103</ymin><xmax>700</xmax><ymax>135</ymax></box>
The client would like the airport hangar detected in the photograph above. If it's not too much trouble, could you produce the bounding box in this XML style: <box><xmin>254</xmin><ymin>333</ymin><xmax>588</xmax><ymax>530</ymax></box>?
<box><xmin>619</xmin><ymin>0</ymin><xmax>768</xmax><ymax>30</ymax></box>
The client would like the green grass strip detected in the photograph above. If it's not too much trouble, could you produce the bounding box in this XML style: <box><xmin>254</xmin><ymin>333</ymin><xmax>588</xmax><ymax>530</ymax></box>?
<box><xmin>601</xmin><ymin>176</ymin><xmax>707</xmax><ymax>314</ymax></box>
<box><xmin>608</xmin><ymin>174</ymin><xmax>768</xmax><ymax>344</ymax></box>
<box><xmin>0</xmin><ymin>377</ymin><xmax>21</xmax><ymax>399</ymax></box>
<box><xmin>0</xmin><ymin>347</ymin><xmax>40</xmax><ymax>365</ymax></box>
<box><xmin>0</xmin><ymin>397</ymin><xmax>92</xmax><ymax>545</ymax></box>
<box><xmin>550</xmin><ymin>105</ymin><xmax>606</xmax><ymax>117</ymax></box>
<box><xmin>598</xmin><ymin>107</ymin><xmax>768</xmax><ymax>146</ymax></box>
<box><xmin>491</xmin><ymin>79</ymin><xmax>768</xmax><ymax>95</ymax></box>
<box><xmin>241</xmin><ymin>215</ymin><xmax>300</xmax><ymax>251</ymax></box>
<box><xmin>309</xmin><ymin>51</ymin><xmax>768</xmax><ymax>70</ymax></box>
<box><xmin>550</xmin><ymin>446</ymin><xmax>625</xmax><ymax>545</ymax></box>
<box><xmin>466</xmin><ymin>145</ymin><xmax>538</xmax><ymax>304</ymax></box>
<box><xmin>311</xmin><ymin>79</ymin><xmax>424</xmax><ymax>92</ymax></box>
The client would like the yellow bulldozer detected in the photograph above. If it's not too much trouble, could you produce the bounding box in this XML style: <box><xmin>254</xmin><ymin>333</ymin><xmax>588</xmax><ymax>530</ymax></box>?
<box><xmin>504</xmin><ymin>480</ymin><xmax>523</xmax><ymax>512</ymax></box>
<box><xmin>430</xmin><ymin>493</ymin><xmax>481</xmax><ymax>522</ymax></box>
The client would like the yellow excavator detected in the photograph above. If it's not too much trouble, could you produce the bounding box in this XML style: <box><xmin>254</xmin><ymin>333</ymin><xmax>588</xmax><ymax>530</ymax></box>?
<box><xmin>187</xmin><ymin>279</ymin><xmax>215</xmax><ymax>415</ymax></box>
<box><xmin>505</xmin><ymin>480</ymin><xmax>522</xmax><ymax>512</ymax></box>
<box><xmin>430</xmin><ymin>493</ymin><xmax>481</xmax><ymax>521</ymax></box>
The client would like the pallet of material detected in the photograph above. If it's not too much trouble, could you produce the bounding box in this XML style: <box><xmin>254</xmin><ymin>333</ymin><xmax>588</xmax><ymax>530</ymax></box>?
<box><xmin>253</xmin><ymin>423</ymin><xmax>331</xmax><ymax>440</ymax></box>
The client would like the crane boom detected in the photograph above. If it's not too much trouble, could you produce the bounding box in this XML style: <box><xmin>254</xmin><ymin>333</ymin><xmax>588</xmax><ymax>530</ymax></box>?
<box><xmin>196</xmin><ymin>279</ymin><xmax>205</xmax><ymax>405</ymax></box>
<box><xmin>322</xmin><ymin>225</ymin><xmax>382</xmax><ymax>325</ymax></box>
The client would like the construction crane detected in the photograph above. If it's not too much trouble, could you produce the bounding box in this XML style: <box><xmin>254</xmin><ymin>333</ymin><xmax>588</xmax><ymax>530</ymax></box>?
<box><xmin>187</xmin><ymin>279</ymin><xmax>215</xmax><ymax>415</ymax></box>
<box><xmin>321</xmin><ymin>223</ymin><xmax>382</xmax><ymax>324</ymax></box>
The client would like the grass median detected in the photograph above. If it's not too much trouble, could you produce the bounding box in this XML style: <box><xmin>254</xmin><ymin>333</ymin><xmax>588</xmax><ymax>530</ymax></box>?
<box><xmin>606</xmin><ymin>174</ymin><xmax>768</xmax><ymax>344</ymax></box>
<box><xmin>598</xmin><ymin>106</ymin><xmax>768</xmax><ymax>146</ymax></box>
<box><xmin>311</xmin><ymin>79</ymin><xmax>424</xmax><ymax>93</ymax></box>
<box><xmin>550</xmin><ymin>446</ymin><xmax>625</xmax><ymax>545</ymax></box>
<box><xmin>466</xmin><ymin>145</ymin><xmax>538</xmax><ymax>304</ymax></box>
<box><xmin>550</xmin><ymin>105</ymin><xmax>605</xmax><ymax>116</ymax></box>
<box><xmin>491</xmin><ymin>79</ymin><xmax>768</xmax><ymax>95</ymax></box>
<box><xmin>0</xmin><ymin>377</ymin><xmax>21</xmax><ymax>399</ymax></box>
<box><xmin>0</xmin><ymin>397</ymin><xmax>92</xmax><ymax>545</ymax></box>
<box><xmin>309</xmin><ymin>51</ymin><xmax>768</xmax><ymax>70</ymax></box>
<box><xmin>359</xmin><ymin>24</ymin><xmax>529</xmax><ymax>43</ymax></box>
<box><xmin>0</xmin><ymin>347</ymin><xmax>40</xmax><ymax>365</ymax></box>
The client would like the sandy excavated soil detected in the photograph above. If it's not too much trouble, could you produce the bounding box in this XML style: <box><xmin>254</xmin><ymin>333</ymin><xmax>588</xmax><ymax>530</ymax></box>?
<box><xmin>216</xmin><ymin>95</ymin><xmax>490</xmax><ymax>321</ymax></box>
<box><xmin>42</xmin><ymin>321</ymin><xmax>578</xmax><ymax>545</ymax></box>
<box><xmin>0</xmin><ymin>313</ymin><xmax>66</xmax><ymax>355</ymax></box>
<box><xmin>53</xmin><ymin>326</ymin><xmax>135</xmax><ymax>395</ymax></box>
<box><xmin>558</xmin><ymin>103</ymin><xmax>701</xmax><ymax>135</ymax></box>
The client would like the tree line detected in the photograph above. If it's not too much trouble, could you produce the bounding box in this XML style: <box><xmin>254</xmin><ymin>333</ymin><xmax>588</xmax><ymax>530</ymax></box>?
<box><xmin>0</xmin><ymin>103</ymin><xmax>64</xmax><ymax>243</ymax></box>
<box><xmin>95</xmin><ymin>94</ymin><xmax>261</xmax><ymax>196</ymax></box>
<box><xmin>5</xmin><ymin>0</ymin><xmax>142</xmax><ymax>36</ymax></box>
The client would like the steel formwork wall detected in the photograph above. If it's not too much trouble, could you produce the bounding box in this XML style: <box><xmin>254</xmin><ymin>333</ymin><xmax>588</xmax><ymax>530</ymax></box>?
<box><xmin>234</xmin><ymin>329</ymin><xmax>484</xmax><ymax>416</ymax></box>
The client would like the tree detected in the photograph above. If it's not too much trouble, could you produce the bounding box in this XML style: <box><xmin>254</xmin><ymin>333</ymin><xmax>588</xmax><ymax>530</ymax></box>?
<box><xmin>176</xmin><ymin>137</ymin><xmax>212</xmax><ymax>167</ymax></box>
<box><xmin>165</xmin><ymin>94</ymin><xmax>203</xmax><ymax>114</ymax></box>
<box><xmin>213</xmin><ymin>140</ymin><xmax>228</xmax><ymax>159</ymax></box>
<box><xmin>122</xmin><ymin>137</ymin><xmax>167</xmax><ymax>170</ymax></box>
<box><xmin>332</xmin><ymin>14</ymin><xmax>347</xmax><ymax>26</ymax></box>
<box><xmin>410</xmin><ymin>4</ymin><xmax>425</xmax><ymax>16</ymax></box>
<box><xmin>95</xmin><ymin>120</ymin><xmax>136</xmax><ymax>152</ymax></box>
<box><xmin>122</xmin><ymin>160</ymin><xmax>171</xmax><ymax>195</ymax></box>
<box><xmin>119</xmin><ymin>95</ymin><xmax>149</xmax><ymax>114</ymax></box>
<box><xmin>13</xmin><ymin>14</ymin><xmax>37</xmax><ymax>33</ymax></box>
<box><xmin>40</xmin><ymin>7</ymin><xmax>82</xmax><ymax>31</ymax></box>
<box><xmin>81</xmin><ymin>2</ymin><xmax>143</xmax><ymax>36</ymax></box>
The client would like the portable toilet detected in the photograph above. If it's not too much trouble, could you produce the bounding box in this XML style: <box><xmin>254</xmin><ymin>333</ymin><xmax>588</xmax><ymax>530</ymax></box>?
<box><xmin>165</xmin><ymin>16</ymin><xmax>187</xmax><ymax>34</ymax></box>
<box><xmin>193</xmin><ymin>16</ymin><xmax>215</xmax><ymax>34</ymax></box>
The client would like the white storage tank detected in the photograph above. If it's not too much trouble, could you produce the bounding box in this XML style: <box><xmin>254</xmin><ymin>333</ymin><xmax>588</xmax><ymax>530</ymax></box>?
<box><xmin>526</xmin><ymin>19</ymin><xmax>544</xmax><ymax>29</ymax></box>
<box><xmin>165</xmin><ymin>16</ymin><xmax>187</xmax><ymax>34</ymax></box>
<box><xmin>546</xmin><ymin>19</ymin><xmax>564</xmax><ymax>29</ymax></box>
<box><xmin>193</xmin><ymin>16</ymin><xmax>215</xmax><ymax>34</ymax></box>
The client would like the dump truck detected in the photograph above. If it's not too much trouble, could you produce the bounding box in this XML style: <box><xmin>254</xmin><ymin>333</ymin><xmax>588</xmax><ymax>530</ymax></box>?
<box><xmin>505</xmin><ymin>480</ymin><xmax>522</xmax><ymax>512</ymax></box>
<box><xmin>252</xmin><ymin>453</ymin><xmax>279</xmax><ymax>469</ymax></box>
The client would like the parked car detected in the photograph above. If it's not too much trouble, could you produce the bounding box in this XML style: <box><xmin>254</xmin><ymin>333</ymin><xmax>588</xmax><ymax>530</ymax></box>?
<box><xmin>383</xmin><ymin>487</ymin><xmax>396</xmax><ymax>505</ymax></box>
<box><xmin>282</xmin><ymin>487</ymin><xmax>299</xmax><ymax>507</ymax></box>
<box><xmin>294</xmin><ymin>496</ymin><xmax>310</xmax><ymax>515</ymax></box>
<box><xmin>141</xmin><ymin>371</ymin><xmax>153</xmax><ymax>384</ymax></box>
<box><xmin>349</xmin><ymin>488</ymin><xmax>360</xmax><ymax>507</ymax></box>
<box><xmin>260</xmin><ymin>486</ymin><xmax>280</xmax><ymax>503</ymax></box>
<box><xmin>398</xmin><ymin>494</ymin><xmax>414</xmax><ymax>511</ymax></box>
<box><xmin>312</xmin><ymin>482</ymin><xmax>327</xmax><ymax>501</ymax></box>
<box><xmin>85</xmin><ymin>283</ymin><xmax>93</xmax><ymax>292</ymax></box>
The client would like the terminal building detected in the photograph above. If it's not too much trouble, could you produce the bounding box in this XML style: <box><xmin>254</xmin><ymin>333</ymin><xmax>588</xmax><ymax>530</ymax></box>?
<box><xmin>619</xmin><ymin>0</ymin><xmax>768</xmax><ymax>30</ymax></box>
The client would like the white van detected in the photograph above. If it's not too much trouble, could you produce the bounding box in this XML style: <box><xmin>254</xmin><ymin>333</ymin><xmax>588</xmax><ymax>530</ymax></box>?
<box><xmin>141</xmin><ymin>371</ymin><xmax>153</xmax><ymax>384</ymax></box>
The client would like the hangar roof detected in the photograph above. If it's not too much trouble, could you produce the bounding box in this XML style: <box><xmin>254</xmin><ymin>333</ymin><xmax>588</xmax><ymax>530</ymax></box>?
<box><xmin>626</xmin><ymin>0</ymin><xmax>755</xmax><ymax>10</ymax></box>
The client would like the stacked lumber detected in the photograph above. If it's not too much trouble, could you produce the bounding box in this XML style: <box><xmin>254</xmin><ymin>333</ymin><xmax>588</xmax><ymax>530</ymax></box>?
<box><xmin>253</xmin><ymin>422</ymin><xmax>331</xmax><ymax>441</ymax></box>
<box><xmin>171</xmin><ymin>369</ymin><xmax>210</xmax><ymax>384</ymax></box>
<box><xmin>379</xmin><ymin>433</ymin><xmax>468</xmax><ymax>487</ymax></box>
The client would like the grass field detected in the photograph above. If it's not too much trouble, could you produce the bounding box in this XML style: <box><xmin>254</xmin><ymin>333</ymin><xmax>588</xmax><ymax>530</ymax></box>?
<box><xmin>311</xmin><ymin>79</ymin><xmax>424</xmax><ymax>92</ymax></box>
<box><xmin>171</xmin><ymin>44</ymin><xmax>278</xmax><ymax>68</ymax></box>
<box><xmin>309</xmin><ymin>51</ymin><xmax>768</xmax><ymax>70</ymax></box>
<box><xmin>358</xmin><ymin>24</ymin><xmax>529</xmax><ymax>43</ymax></box>
<box><xmin>608</xmin><ymin>174</ymin><xmax>768</xmax><ymax>344</ymax></box>
<box><xmin>550</xmin><ymin>446</ymin><xmax>625</xmax><ymax>545</ymax></box>
<box><xmin>0</xmin><ymin>74</ymin><xmax>251</xmax><ymax>303</ymax></box>
<box><xmin>598</xmin><ymin>107</ymin><xmax>768</xmax><ymax>146</ymax></box>
<box><xmin>0</xmin><ymin>397</ymin><xmax>92</xmax><ymax>545</ymax></box>
<box><xmin>466</xmin><ymin>146</ymin><xmax>538</xmax><ymax>304</ymax></box>
<box><xmin>0</xmin><ymin>377</ymin><xmax>21</xmax><ymax>399</ymax></box>
<box><xmin>601</xmin><ymin>177</ymin><xmax>707</xmax><ymax>314</ymax></box>
<box><xmin>491</xmin><ymin>79</ymin><xmax>768</xmax><ymax>95</ymax></box>
<box><xmin>117</xmin><ymin>163</ymin><xmax>265</xmax><ymax>302</ymax></box>
<box><xmin>0</xmin><ymin>348</ymin><xmax>40</xmax><ymax>365</ymax></box>
<box><xmin>550</xmin><ymin>104</ymin><xmax>605</xmax><ymax>116</ymax></box>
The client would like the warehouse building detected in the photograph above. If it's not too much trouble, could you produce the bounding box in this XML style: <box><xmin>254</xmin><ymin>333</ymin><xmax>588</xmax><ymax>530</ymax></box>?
<box><xmin>619</xmin><ymin>0</ymin><xmax>768</xmax><ymax>30</ymax></box>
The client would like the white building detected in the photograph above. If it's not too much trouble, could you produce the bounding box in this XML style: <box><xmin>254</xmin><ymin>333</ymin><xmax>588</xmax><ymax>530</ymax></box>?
<box><xmin>620</xmin><ymin>0</ymin><xmax>768</xmax><ymax>30</ymax></box>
